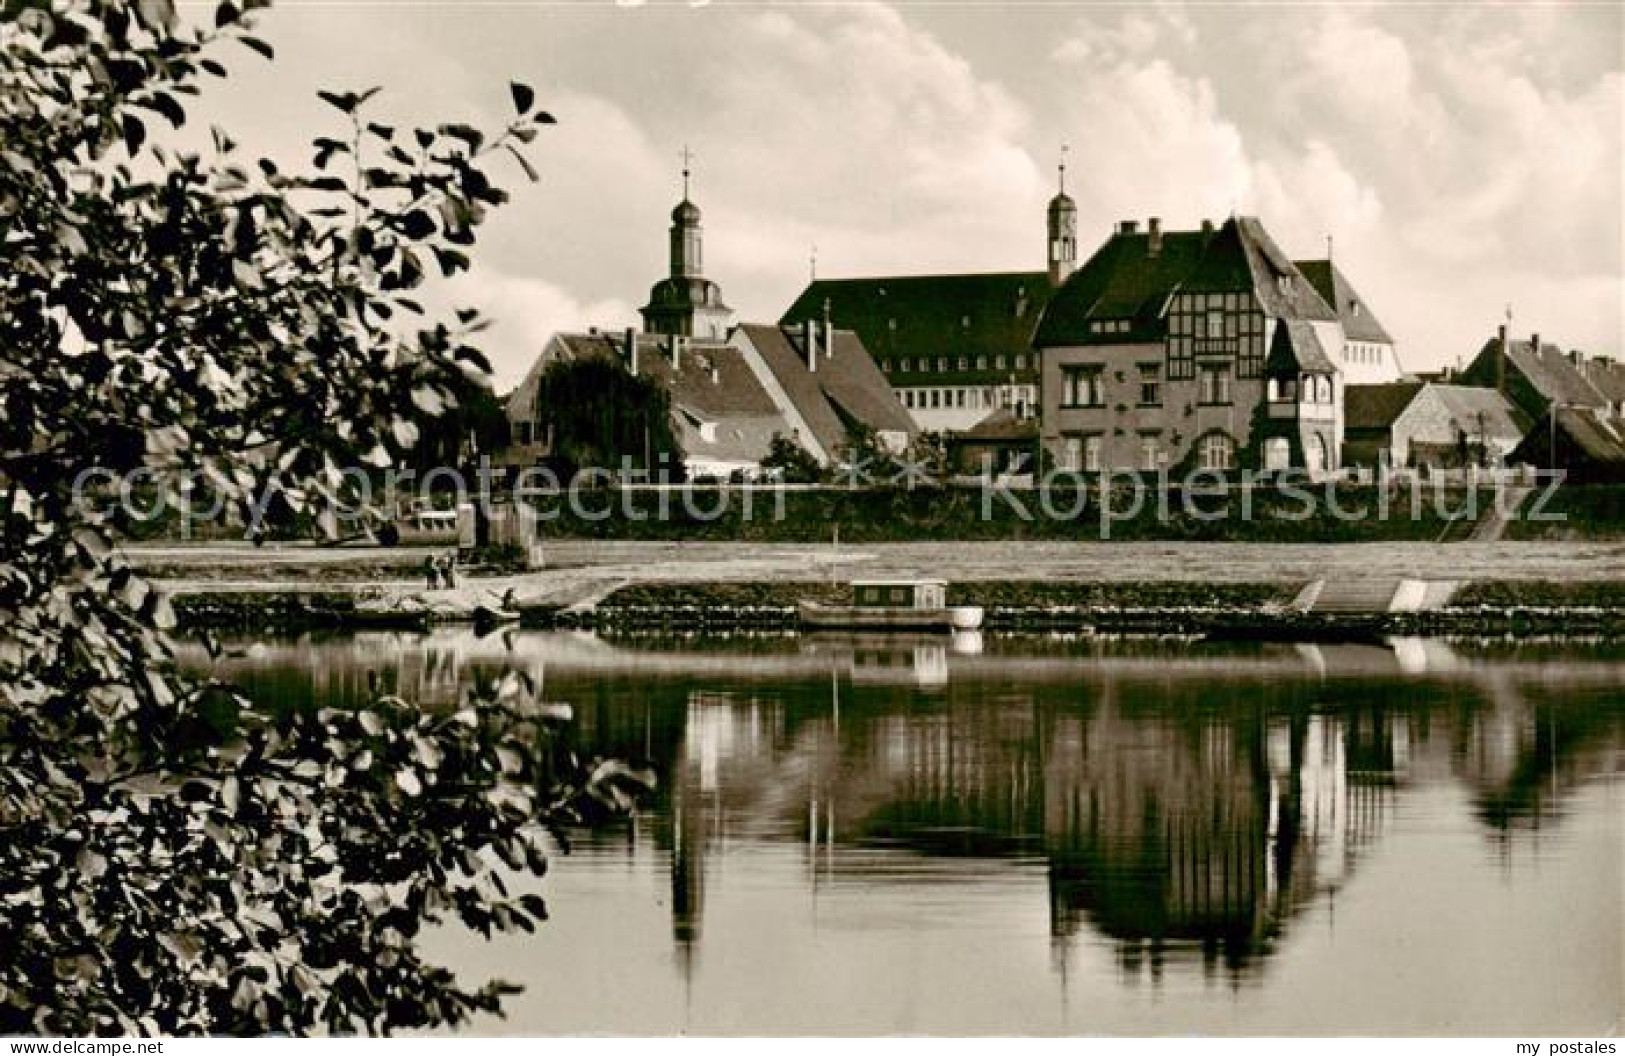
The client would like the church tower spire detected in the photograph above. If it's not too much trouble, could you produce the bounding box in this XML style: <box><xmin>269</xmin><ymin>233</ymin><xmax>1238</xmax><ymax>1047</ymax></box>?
<box><xmin>1047</xmin><ymin>144</ymin><xmax>1077</xmax><ymax>287</ymax></box>
<box><xmin>642</xmin><ymin>144</ymin><xmax>733</xmax><ymax>340</ymax></box>
<box><xmin>670</xmin><ymin>144</ymin><xmax>703</xmax><ymax>279</ymax></box>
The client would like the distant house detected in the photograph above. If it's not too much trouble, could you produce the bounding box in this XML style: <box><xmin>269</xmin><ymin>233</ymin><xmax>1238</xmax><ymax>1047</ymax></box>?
<box><xmin>1507</xmin><ymin>406</ymin><xmax>1625</xmax><ymax>484</ymax></box>
<box><xmin>1034</xmin><ymin>215</ymin><xmax>1393</xmax><ymax>475</ymax></box>
<box><xmin>502</xmin><ymin>171</ymin><xmax>914</xmax><ymax>477</ymax></box>
<box><xmin>944</xmin><ymin>407</ymin><xmax>1038</xmax><ymax>476</ymax></box>
<box><xmin>780</xmin><ymin>272</ymin><xmax>1050</xmax><ymax>433</ymax></box>
<box><xmin>1457</xmin><ymin>327</ymin><xmax>1611</xmax><ymax>423</ymax></box>
<box><xmin>1343</xmin><ymin>382</ymin><xmax>1526</xmax><ymax>471</ymax></box>
<box><xmin>500</xmin><ymin>329</ymin><xmax>794</xmax><ymax>479</ymax></box>
<box><xmin>729</xmin><ymin>322</ymin><xmax>917</xmax><ymax>463</ymax></box>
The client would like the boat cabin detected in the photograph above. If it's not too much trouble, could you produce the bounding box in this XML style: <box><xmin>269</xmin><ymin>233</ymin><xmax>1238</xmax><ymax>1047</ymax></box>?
<box><xmin>851</xmin><ymin>579</ymin><xmax>948</xmax><ymax>610</ymax></box>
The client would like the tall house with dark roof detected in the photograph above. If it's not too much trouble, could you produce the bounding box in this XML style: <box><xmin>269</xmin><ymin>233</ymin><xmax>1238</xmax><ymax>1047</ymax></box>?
<box><xmin>778</xmin><ymin>166</ymin><xmax>1082</xmax><ymax>434</ymax></box>
<box><xmin>1034</xmin><ymin>216</ymin><xmax>1380</xmax><ymax>475</ymax></box>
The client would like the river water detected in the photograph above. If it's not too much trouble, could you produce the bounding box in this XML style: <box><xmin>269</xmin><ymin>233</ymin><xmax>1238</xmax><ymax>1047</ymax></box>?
<box><xmin>201</xmin><ymin>630</ymin><xmax>1623</xmax><ymax>1035</ymax></box>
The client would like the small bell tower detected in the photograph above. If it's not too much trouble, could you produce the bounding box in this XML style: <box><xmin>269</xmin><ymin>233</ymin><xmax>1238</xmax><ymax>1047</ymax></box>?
<box><xmin>1047</xmin><ymin>145</ymin><xmax>1077</xmax><ymax>287</ymax></box>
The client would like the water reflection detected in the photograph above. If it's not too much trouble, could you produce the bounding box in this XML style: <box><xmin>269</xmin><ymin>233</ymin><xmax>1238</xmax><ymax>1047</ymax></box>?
<box><xmin>189</xmin><ymin>631</ymin><xmax>1625</xmax><ymax>1034</ymax></box>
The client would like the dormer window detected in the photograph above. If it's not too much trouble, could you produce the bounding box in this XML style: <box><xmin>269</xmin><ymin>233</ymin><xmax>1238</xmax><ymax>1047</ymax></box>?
<box><xmin>1276</xmin><ymin>275</ymin><xmax>1292</xmax><ymax>296</ymax></box>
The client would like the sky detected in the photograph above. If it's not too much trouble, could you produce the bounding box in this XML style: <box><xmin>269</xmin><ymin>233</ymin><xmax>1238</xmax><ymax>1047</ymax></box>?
<box><xmin>184</xmin><ymin>0</ymin><xmax>1624</xmax><ymax>391</ymax></box>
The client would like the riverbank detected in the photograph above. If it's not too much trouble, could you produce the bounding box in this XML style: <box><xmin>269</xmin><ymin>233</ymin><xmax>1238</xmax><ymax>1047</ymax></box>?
<box><xmin>169</xmin><ymin>576</ymin><xmax>1625</xmax><ymax>638</ymax></box>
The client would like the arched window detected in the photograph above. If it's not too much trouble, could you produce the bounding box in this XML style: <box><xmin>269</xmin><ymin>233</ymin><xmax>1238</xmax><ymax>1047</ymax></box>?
<box><xmin>1268</xmin><ymin>378</ymin><xmax>1280</xmax><ymax>402</ymax></box>
<box><xmin>1263</xmin><ymin>437</ymin><xmax>1291</xmax><ymax>471</ymax></box>
<box><xmin>1198</xmin><ymin>433</ymin><xmax>1235</xmax><ymax>471</ymax></box>
<box><xmin>1317</xmin><ymin>376</ymin><xmax>1333</xmax><ymax>403</ymax></box>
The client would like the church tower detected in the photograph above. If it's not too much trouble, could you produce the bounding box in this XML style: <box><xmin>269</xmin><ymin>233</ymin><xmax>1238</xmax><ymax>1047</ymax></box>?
<box><xmin>641</xmin><ymin>148</ymin><xmax>734</xmax><ymax>340</ymax></box>
<box><xmin>1047</xmin><ymin>149</ymin><xmax>1077</xmax><ymax>287</ymax></box>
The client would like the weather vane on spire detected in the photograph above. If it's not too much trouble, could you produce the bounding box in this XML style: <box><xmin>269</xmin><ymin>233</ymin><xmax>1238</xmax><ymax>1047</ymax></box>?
<box><xmin>1059</xmin><ymin>142</ymin><xmax>1069</xmax><ymax>195</ymax></box>
<box><xmin>679</xmin><ymin>144</ymin><xmax>695</xmax><ymax>199</ymax></box>
<box><xmin>810</xmin><ymin>243</ymin><xmax>818</xmax><ymax>281</ymax></box>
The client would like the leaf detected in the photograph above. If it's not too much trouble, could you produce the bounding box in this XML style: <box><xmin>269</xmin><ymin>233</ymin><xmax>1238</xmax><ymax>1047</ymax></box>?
<box><xmin>121</xmin><ymin>114</ymin><xmax>146</xmax><ymax>157</ymax></box>
<box><xmin>505</xmin><ymin>143</ymin><xmax>539</xmax><ymax>184</ymax></box>
<box><xmin>145</xmin><ymin>92</ymin><xmax>186</xmax><ymax>129</ymax></box>
<box><xmin>215</xmin><ymin>1</ymin><xmax>240</xmax><ymax>27</ymax></box>
<box><xmin>221</xmin><ymin>776</ymin><xmax>240</xmax><ymax>814</ymax></box>
<box><xmin>239</xmin><ymin>35</ymin><xmax>274</xmax><ymax>60</ymax></box>
<box><xmin>390</xmin><ymin>417</ymin><xmax>420</xmax><ymax>449</ymax></box>
<box><xmin>397</xmin><ymin>210</ymin><xmax>436</xmax><ymax>240</ymax></box>
<box><xmin>316</xmin><ymin>90</ymin><xmax>359</xmax><ymax>114</ymax></box>
<box><xmin>509</xmin><ymin>81</ymin><xmax>535</xmax><ymax>115</ymax></box>
<box><xmin>395</xmin><ymin>770</ymin><xmax>422</xmax><ymax>797</ymax></box>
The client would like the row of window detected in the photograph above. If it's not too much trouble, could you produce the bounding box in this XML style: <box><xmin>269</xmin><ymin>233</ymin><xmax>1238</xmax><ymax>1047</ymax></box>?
<box><xmin>885</xmin><ymin>353</ymin><xmax>1031</xmax><ymax>375</ymax></box>
<box><xmin>1344</xmin><ymin>342</ymin><xmax>1385</xmax><ymax>366</ymax></box>
<box><xmin>1268</xmin><ymin>375</ymin><xmax>1335</xmax><ymax>403</ymax></box>
<box><xmin>1056</xmin><ymin>432</ymin><xmax>1236</xmax><ymax>473</ymax></box>
<box><xmin>899</xmin><ymin>385</ymin><xmax>1037</xmax><ymax>413</ymax></box>
<box><xmin>1087</xmin><ymin>319</ymin><xmax>1133</xmax><ymax>336</ymax></box>
<box><xmin>1059</xmin><ymin>363</ymin><xmax>1238</xmax><ymax>407</ymax></box>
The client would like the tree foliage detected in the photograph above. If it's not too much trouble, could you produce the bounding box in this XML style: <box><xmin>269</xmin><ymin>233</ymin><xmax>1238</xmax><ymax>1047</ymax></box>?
<box><xmin>530</xmin><ymin>355</ymin><xmax>685</xmax><ymax>479</ymax></box>
<box><xmin>758</xmin><ymin>434</ymin><xmax>821</xmax><ymax>484</ymax></box>
<box><xmin>0</xmin><ymin>0</ymin><xmax>648</xmax><ymax>1035</ymax></box>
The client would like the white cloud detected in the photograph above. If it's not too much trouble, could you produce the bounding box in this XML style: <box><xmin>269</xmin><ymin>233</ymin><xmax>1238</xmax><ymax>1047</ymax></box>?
<box><xmin>446</xmin><ymin>268</ymin><xmax>636</xmax><ymax>393</ymax></box>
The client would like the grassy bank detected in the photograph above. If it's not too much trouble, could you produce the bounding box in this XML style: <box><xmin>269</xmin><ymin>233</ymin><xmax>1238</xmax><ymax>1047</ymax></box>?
<box><xmin>1504</xmin><ymin>485</ymin><xmax>1625</xmax><ymax>542</ymax></box>
<box><xmin>1450</xmin><ymin>580</ymin><xmax>1625</xmax><ymax>609</ymax></box>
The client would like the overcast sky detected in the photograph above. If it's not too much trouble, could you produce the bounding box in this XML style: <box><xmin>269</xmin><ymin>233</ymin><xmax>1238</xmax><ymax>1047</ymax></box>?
<box><xmin>187</xmin><ymin>0</ymin><xmax>1624</xmax><ymax>390</ymax></box>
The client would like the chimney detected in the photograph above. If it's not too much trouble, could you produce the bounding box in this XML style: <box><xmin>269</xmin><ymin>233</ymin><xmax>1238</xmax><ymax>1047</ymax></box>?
<box><xmin>625</xmin><ymin>326</ymin><xmax>638</xmax><ymax>375</ymax></box>
<box><xmin>1147</xmin><ymin>217</ymin><xmax>1162</xmax><ymax>258</ymax></box>
<box><xmin>1201</xmin><ymin>218</ymin><xmax>1215</xmax><ymax>237</ymax></box>
<box><xmin>803</xmin><ymin>318</ymin><xmax>818</xmax><ymax>373</ymax></box>
<box><xmin>1496</xmin><ymin>324</ymin><xmax>1507</xmax><ymax>395</ymax></box>
<box><xmin>1117</xmin><ymin>219</ymin><xmax>1139</xmax><ymax>235</ymax></box>
<box><xmin>1530</xmin><ymin>332</ymin><xmax>1541</xmax><ymax>356</ymax></box>
<box><xmin>1569</xmin><ymin>350</ymin><xmax>1585</xmax><ymax>371</ymax></box>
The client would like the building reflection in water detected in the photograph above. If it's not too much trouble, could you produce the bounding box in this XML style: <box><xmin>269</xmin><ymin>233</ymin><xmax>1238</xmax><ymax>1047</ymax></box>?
<box><xmin>186</xmin><ymin>629</ymin><xmax>1625</xmax><ymax>993</ymax></box>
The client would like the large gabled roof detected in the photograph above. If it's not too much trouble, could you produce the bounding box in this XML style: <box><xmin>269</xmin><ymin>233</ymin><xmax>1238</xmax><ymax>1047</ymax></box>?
<box><xmin>1344</xmin><ymin>382</ymin><xmax>1425</xmax><ymax>431</ymax></box>
<box><xmin>1511</xmin><ymin>406</ymin><xmax>1625</xmax><ymax>466</ymax></box>
<box><xmin>1033</xmin><ymin>229</ymin><xmax>1208</xmax><ymax>347</ymax></box>
<box><xmin>780</xmin><ymin>272</ymin><xmax>1049</xmax><ymax>376</ymax></box>
<box><xmin>1581</xmin><ymin>356</ymin><xmax>1625</xmax><ymax>404</ymax></box>
<box><xmin>551</xmin><ymin>332</ymin><xmax>782</xmax><ymax>420</ymax></box>
<box><xmin>1294</xmin><ymin>259</ymin><xmax>1394</xmax><ymax>344</ymax></box>
<box><xmin>1425</xmin><ymin>385</ymin><xmax>1528</xmax><ymax>443</ymax></box>
<box><xmin>533</xmin><ymin>331</ymin><xmax>794</xmax><ymax>467</ymax></box>
<box><xmin>734</xmin><ymin>323</ymin><xmax>916</xmax><ymax>458</ymax></box>
<box><xmin>1469</xmin><ymin>336</ymin><xmax>1610</xmax><ymax>408</ymax></box>
<box><xmin>1034</xmin><ymin>217</ymin><xmax>1335</xmax><ymax>348</ymax></box>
